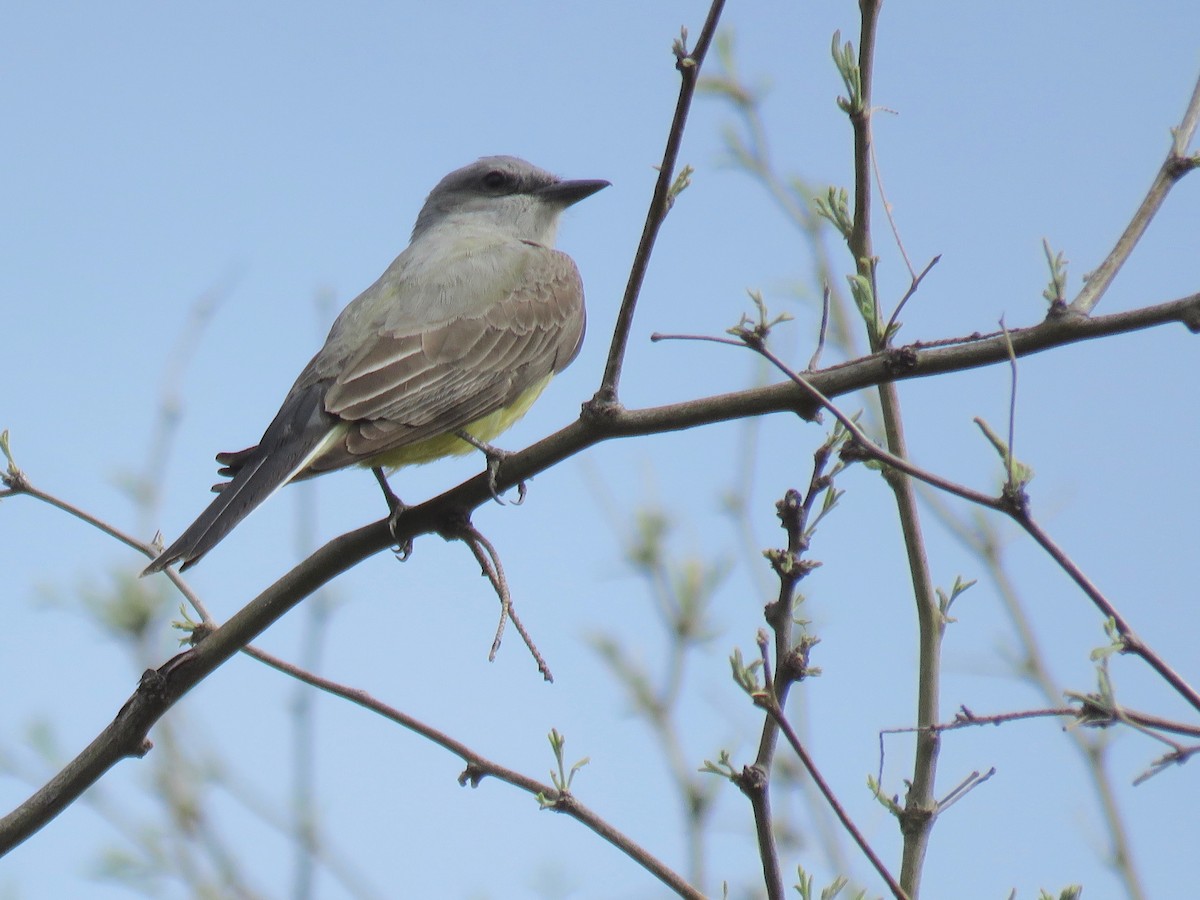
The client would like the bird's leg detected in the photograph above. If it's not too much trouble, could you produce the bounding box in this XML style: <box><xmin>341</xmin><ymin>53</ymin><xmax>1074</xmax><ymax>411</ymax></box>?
<box><xmin>372</xmin><ymin>467</ymin><xmax>413</xmax><ymax>560</ymax></box>
<box><xmin>454</xmin><ymin>431</ymin><xmax>526</xmax><ymax>506</ymax></box>
<box><xmin>372</xmin><ymin>466</ymin><xmax>406</xmax><ymax>512</ymax></box>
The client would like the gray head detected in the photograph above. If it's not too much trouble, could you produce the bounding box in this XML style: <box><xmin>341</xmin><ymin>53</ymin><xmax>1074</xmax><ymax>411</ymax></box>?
<box><xmin>411</xmin><ymin>156</ymin><xmax>609</xmax><ymax>245</ymax></box>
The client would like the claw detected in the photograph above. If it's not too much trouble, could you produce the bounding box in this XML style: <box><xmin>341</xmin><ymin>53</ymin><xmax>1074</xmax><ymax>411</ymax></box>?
<box><xmin>455</xmin><ymin>430</ymin><xmax>525</xmax><ymax>505</ymax></box>
<box><xmin>373</xmin><ymin>467</ymin><xmax>413</xmax><ymax>560</ymax></box>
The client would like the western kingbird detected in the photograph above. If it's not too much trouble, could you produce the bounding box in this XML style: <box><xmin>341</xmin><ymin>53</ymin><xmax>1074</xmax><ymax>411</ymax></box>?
<box><xmin>143</xmin><ymin>156</ymin><xmax>608</xmax><ymax>574</ymax></box>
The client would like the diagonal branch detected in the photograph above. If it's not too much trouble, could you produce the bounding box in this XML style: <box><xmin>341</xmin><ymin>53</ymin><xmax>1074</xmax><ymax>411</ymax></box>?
<box><xmin>596</xmin><ymin>0</ymin><xmax>727</xmax><ymax>403</ymax></box>
<box><xmin>241</xmin><ymin>645</ymin><xmax>701</xmax><ymax>898</ymax></box>
<box><xmin>1070</xmin><ymin>71</ymin><xmax>1200</xmax><ymax>315</ymax></box>
<box><xmin>753</xmin><ymin>679</ymin><xmax>908</xmax><ymax>900</ymax></box>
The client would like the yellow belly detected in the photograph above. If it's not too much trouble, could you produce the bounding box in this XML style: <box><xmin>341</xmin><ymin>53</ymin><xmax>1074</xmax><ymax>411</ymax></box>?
<box><xmin>364</xmin><ymin>373</ymin><xmax>554</xmax><ymax>470</ymax></box>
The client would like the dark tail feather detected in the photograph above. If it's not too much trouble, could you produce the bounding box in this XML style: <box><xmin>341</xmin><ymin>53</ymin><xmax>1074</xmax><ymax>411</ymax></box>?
<box><xmin>141</xmin><ymin>382</ymin><xmax>336</xmax><ymax>575</ymax></box>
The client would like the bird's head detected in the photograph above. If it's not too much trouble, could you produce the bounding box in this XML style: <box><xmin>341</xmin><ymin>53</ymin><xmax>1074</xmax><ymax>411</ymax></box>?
<box><xmin>411</xmin><ymin>156</ymin><xmax>608</xmax><ymax>246</ymax></box>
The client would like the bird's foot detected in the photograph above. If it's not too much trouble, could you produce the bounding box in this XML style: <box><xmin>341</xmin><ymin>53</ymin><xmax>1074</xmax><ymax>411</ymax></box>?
<box><xmin>373</xmin><ymin>467</ymin><xmax>413</xmax><ymax>560</ymax></box>
<box><xmin>455</xmin><ymin>431</ymin><xmax>527</xmax><ymax>506</ymax></box>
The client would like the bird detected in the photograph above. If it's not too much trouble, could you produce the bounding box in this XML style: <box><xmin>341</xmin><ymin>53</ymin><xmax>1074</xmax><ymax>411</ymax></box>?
<box><xmin>142</xmin><ymin>156</ymin><xmax>608</xmax><ymax>574</ymax></box>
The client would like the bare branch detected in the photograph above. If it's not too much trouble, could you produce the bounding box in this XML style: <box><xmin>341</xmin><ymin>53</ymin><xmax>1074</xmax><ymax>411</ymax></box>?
<box><xmin>242</xmin><ymin>646</ymin><xmax>700</xmax><ymax>897</ymax></box>
<box><xmin>751</xmin><ymin>685</ymin><xmax>909</xmax><ymax>900</ymax></box>
<box><xmin>596</xmin><ymin>0</ymin><xmax>728</xmax><ymax>403</ymax></box>
<box><xmin>1070</xmin><ymin>71</ymin><xmax>1200</xmax><ymax>314</ymax></box>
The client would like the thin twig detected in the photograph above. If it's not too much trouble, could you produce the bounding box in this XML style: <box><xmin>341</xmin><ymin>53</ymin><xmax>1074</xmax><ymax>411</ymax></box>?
<box><xmin>747</xmin><ymin>635</ymin><xmax>785</xmax><ymax>900</ymax></box>
<box><xmin>656</xmin><ymin>331</ymin><xmax>1004</xmax><ymax>509</ymax></box>
<box><xmin>754</xmin><ymin>685</ymin><xmax>908</xmax><ymax>900</ymax></box>
<box><xmin>457</xmin><ymin>521</ymin><xmax>552</xmax><ymax>681</ymax></box>
<box><xmin>1016</xmin><ymin>515</ymin><xmax>1200</xmax><ymax>715</ymax></box>
<box><xmin>881</xmin><ymin>254</ymin><xmax>941</xmax><ymax>345</ymax></box>
<box><xmin>596</xmin><ymin>0</ymin><xmax>727</xmax><ymax>403</ymax></box>
<box><xmin>241</xmin><ymin>645</ymin><xmax>700</xmax><ymax>898</ymax></box>
<box><xmin>935</xmin><ymin>768</ymin><xmax>995</xmax><ymax>815</ymax></box>
<box><xmin>870</xmin><ymin>140</ymin><xmax>916</xmax><ymax>281</ymax></box>
<box><xmin>1134</xmin><ymin>744</ymin><xmax>1200</xmax><ymax>786</ymax></box>
<box><xmin>1070</xmin><ymin>71</ymin><xmax>1200</xmax><ymax>315</ymax></box>
<box><xmin>883</xmin><ymin>704</ymin><xmax>1200</xmax><ymax>740</ymax></box>
<box><xmin>999</xmin><ymin>319</ymin><xmax>1019</xmax><ymax>490</ymax></box>
<box><xmin>1</xmin><ymin>463</ymin><xmax>215</xmax><ymax>623</ymax></box>
<box><xmin>807</xmin><ymin>283</ymin><xmax>832</xmax><ymax>371</ymax></box>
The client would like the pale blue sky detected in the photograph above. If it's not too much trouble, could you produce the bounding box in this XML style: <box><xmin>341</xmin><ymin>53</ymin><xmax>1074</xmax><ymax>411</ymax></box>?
<box><xmin>3</xmin><ymin>3</ymin><xmax>1199</xmax><ymax>898</ymax></box>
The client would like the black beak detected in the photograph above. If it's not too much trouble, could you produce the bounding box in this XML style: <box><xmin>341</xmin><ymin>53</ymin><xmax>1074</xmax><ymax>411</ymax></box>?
<box><xmin>538</xmin><ymin>178</ymin><xmax>610</xmax><ymax>207</ymax></box>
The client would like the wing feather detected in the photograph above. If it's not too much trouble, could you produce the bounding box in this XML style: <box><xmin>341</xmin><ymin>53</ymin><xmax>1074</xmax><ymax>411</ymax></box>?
<box><xmin>308</xmin><ymin>244</ymin><xmax>585</xmax><ymax>472</ymax></box>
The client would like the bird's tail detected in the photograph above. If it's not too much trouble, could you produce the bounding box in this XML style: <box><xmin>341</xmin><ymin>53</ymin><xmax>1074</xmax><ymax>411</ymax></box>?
<box><xmin>141</xmin><ymin>382</ymin><xmax>340</xmax><ymax>575</ymax></box>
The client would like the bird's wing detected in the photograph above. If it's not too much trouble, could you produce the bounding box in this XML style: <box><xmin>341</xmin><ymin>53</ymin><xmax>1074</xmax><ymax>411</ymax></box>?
<box><xmin>307</xmin><ymin>244</ymin><xmax>585</xmax><ymax>472</ymax></box>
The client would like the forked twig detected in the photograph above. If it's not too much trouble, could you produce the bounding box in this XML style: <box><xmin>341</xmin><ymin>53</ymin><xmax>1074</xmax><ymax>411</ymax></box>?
<box><xmin>456</xmin><ymin>520</ymin><xmax>552</xmax><ymax>681</ymax></box>
<box><xmin>752</xmin><ymin>640</ymin><xmax>910</xmax><ymax>900</ymax></box>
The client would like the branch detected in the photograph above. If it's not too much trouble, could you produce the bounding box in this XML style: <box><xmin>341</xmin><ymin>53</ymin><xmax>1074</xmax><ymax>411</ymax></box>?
<box><xmin>918</xmin><ymin>488</ymin><xmax>1148</xmax><ymax>900</ymax></box>
<box><xmin>0</xmin><ymin>451</ymin><xmax>215</xmax><ymax>623</ymax></box>
<box><xmin>1017</xmin><ymin>515</ymin><xmax>1200</xmax><ymax>715</ymax></box>
<box><xmin>839</xmin><ymin>5</ymin><xmax>942</xmax><ymax>893</ymax></box>
<box><xmin>242</xmin><ymin>647</ymin><xmax>701</xmax><ymax>898</ymax></box>
<box><xmin>456</xmin><ymin>519</ymin><xmax>552</xmax><ymax>679</ymax></box>
<box><xmin>884</xmin><ymin>703</ymin><xmax>1200</xmax><ymax>741</ymax></box>
<box><xmin>714</xmin><ymin>334</ymin><xmax>1200</xmax><ymax>719</ymax></box>
<box><xmin>4</xmin><ymin>290</ymin><xmax>1199</xmax><ymax>854</ymax></box>
<box><xmin>752</xmin><ymin>669</ymin><xmax>908</xmax><ymax>900</ymax></box>
<box><xmin>596</xmin><ymin>0</ymin><xmax>726</xmax><ymax>403</ymax></box>
<box><xmin>743</xmin><ymin>450</ymin><xmax>843</xmax><ymax>896</ymax></box>
<box><xmin>1070</xmin><ymin>71</ymin><xmax>1200</xmax><ymax>315</ymax></box>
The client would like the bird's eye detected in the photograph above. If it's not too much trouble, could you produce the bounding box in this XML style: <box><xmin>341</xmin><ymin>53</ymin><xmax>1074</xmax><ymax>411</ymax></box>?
<box><xmin>482</xmin><ymin>170</ymin><xmax>509</xmax><ymax>190</ymax></box>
